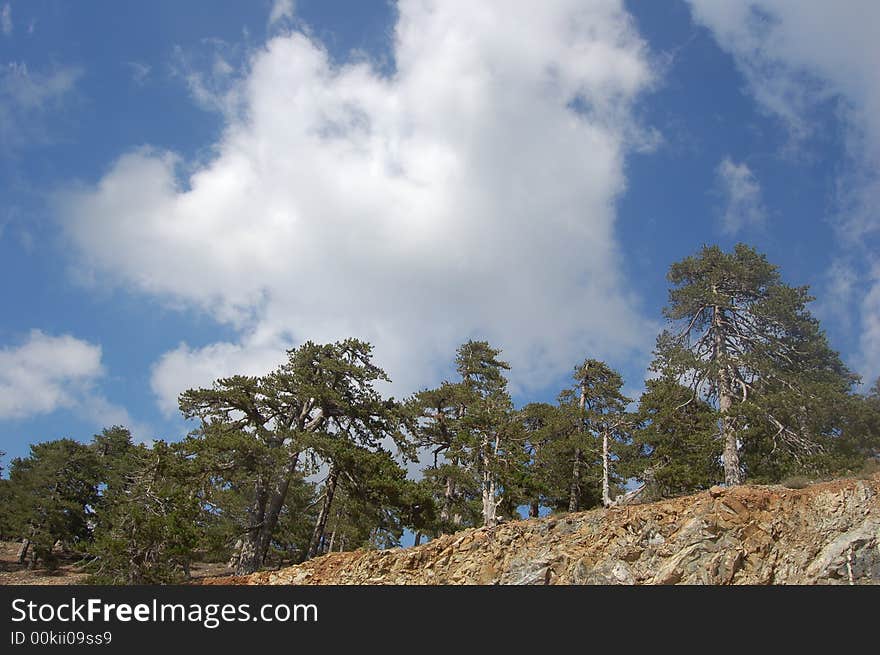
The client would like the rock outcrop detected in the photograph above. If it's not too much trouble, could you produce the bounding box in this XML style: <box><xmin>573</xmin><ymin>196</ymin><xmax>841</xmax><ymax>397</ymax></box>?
<box><xmin>211</xmin><ymin>474</ymin><xmax>880</xmax><ymax>585</ymax></box>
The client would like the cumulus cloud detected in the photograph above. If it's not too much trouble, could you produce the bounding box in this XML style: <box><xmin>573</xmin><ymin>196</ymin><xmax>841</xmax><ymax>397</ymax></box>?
<box><xmin>861</xmin><ymin>276</ymin><xmax>880</xmax><ymax>385</ymax></box>
<box><xmin>150</xmin><ymin>330</ymin><xmax>293</xmax><ymax>417</ymax></box>
<box><xmin>0</xmin><ymin>330</ymin><xmax>150</xmax><ymax>439</ymax></box>
<box><xmin>170</xmin><ymin>40</ymin><xmax>244</xmax><ymax>115</ymax></box>
<box><xmin>715</xmin><ymin>157</ymin><xmax>765</xmax><ymax>234</ymax></box>
<box><xmin>686</xmin><ymin>0</ymin><xmax>880</xmax><ymax>382</ymax></box>
<box><xmin>268</xmin><ymin>0</ymin><xmax>295</xmax><ymax>28</ymax></box>
<box><xmin>63</xmin><ymin>0</ymin><xmax>659</xmax><ymax>412</ymax></box>
<box><xmin>0</xmin><ymin>330</ymin><xmax>104</xmax><ymax>419</ymax></box>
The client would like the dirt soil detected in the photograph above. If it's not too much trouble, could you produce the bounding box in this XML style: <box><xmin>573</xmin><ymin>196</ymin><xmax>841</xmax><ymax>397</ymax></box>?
<box><xmin>0</xmin><ymin>543</ymin><xmax>233</xmax><ymax>586</ymax></box>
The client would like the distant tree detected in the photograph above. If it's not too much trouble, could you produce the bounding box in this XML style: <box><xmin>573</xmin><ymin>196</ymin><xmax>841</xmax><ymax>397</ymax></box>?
<box><xmin>87</xmin><ymin>441</ymin><xmax>202</xmax><ymax>584</ymax></box>
<box><xmin>653</xmin><ymin>244</ymin><xmax>857</xmax><ymax>485</ymax></box>
<box><xmin>408</xmin><ymin>341</ymin><xmax>521</xmax><ymax>530</ymax></box>
<box><xmin>0</xmin><ymin>450</ymin><xmax>8</xmax><ymax>538</ymax></box>
<box><xmin>0</xmin><ymin>452</ymin><xmax>13</xmax><ymax>538</ymax></box>
<box><xmin>555</xmin><ymin>359</ymin><xmax>630</xmax><ymax>510</ymax></box>
<box><xmin>407</xmin><ymin>382</ymin><xmax>471</xmax><ymax>529</ymax></box>
<box><xmin>627</xmin><ymin>379</ymin><xmax>722</xmax><ymax>498</ymax></box>
<box><xmin>517</xmin><ymin>402</ymin><xmax>559</xmax><ymax>517</ymax></box>
<box><xmin>295</xmin><ymin>341</ymin><xmax>409</xmax><ymax>559</ymax></box>
<box><xmin>89</xmin><ymin>426</ymin><xmax>138</xmax><ymax>529</ymax></box>
<box><xmin>445</xmin><ymin>341</ymin><xmax>524</xmax><ymax>527</ymax></box>
<box><xmin>6</xmin><ymin>439</ymin><xmax>101</xmax><ymax>568</ymax></box>
<box><xmin>316</xmin><ymin>447</ymin><xmax>435</xmax><ymax>553</ymax></box>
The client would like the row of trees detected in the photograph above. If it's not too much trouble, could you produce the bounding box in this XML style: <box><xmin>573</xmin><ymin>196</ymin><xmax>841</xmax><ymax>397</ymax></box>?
<box><xmin>1</xmin><ymin>244</ymin><xmax>878</xmax><ymax>582</ymax></box>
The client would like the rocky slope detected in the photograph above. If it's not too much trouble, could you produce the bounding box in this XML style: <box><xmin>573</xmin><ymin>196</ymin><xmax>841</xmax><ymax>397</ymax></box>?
<box><xmin>213</xmin><ymin>473</ymin><xmax>880</xmax><ymax>585</ymax></box>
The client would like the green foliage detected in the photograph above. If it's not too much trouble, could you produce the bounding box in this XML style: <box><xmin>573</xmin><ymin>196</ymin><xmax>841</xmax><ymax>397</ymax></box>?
<box><xmin>89</xmin><ymin>441</ymin><xmax>201</xmax><ymax>584</ymax></box>
<box><xmin>653</xmin><ymin>243</ymin><xmax>859</xmax><ymax>483</ymax></box>
<box><xmin>0</xmin><ymin>479</ymin><xmax>14</xmax><ymax>539</ymax></box>
<box><xmin>626</xmin><ymin>378</ymin><xmax>722</xmax><ymax>497</ymax></box>
<box><xmin>179</xmin><ymin>338</ymin><xmax>411</xmax><ymax>571</ymax></box>
<box><xmin>87</xmin><ymin>441</ymin><xmax>202</xmax><ymax>584</ymax></box>
<box><xmin>316</xmin><ymin>448</ymin><xmax>435</xmax><ymax>553</ymax></box>
<box><xmin>2</xmin><ymin>243</ymin><xmax>876</xmax><ymax>581</ymax></box>
<box><xmin>6</xmin><ymin>438</ymin><xmax>101</xmax><ymax>567</ymax></box>
<box><xmin>409</xmin><ymin>340</ymin><xmax>525</xmax><ymax>529</ymax></box>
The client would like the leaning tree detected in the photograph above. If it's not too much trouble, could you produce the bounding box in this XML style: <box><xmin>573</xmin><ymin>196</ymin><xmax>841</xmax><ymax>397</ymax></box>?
<box><xmin>180</xmin><ymin>338</ymin><xmax>405</xmax><ymax>574</ymax></box>
<box><xmin>652</xmin><ymin>243</ymin><xmax>856</xmax><ymax>485</ymax></box>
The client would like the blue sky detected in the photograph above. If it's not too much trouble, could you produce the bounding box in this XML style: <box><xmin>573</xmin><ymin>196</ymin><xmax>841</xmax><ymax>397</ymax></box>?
<box><xmin>2</xmin><ymin>0</ymin><xmax>879</xmax><ymax>468</ymax></box>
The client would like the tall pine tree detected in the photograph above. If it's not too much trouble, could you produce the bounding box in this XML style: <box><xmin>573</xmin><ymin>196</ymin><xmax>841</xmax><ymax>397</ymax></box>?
<box><xmin>653</xmin><ymin>244</ymin><xmax>857</xmax><ymax>485</ymax></box>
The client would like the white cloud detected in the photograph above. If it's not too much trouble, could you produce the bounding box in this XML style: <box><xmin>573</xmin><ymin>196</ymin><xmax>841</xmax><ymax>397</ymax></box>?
<box><xmin>0</xmin><ymin>330</ymin><xmax>150</xmax><ymax>439</ymax></box>
<box><xmin>63</xmin><ymin>0</ymin><xmax>659</xmax><ymax>412</ymax></box>
<box><xmin>1</xmin><ymin>4</ymin><xmax>11</xmax><ymax>37</ymax></box>
<box><xmin>170</xmin><ymin>41</ymin><xmax>243</xmax><ymax>115</ymax></box>
<box><xmin>0</xmin><ymin>61</ymin><xmax>81</xmax><ymax>150</ymax></box>
<box><xmin>715</xmin><ymin>157</ymin><xmax>766</xmax><ymax>234</ymax></box>
<box><xmin>812</xmin><ymin>258</ymin><xmax>858</xmax><ymax>331</ymax></box>
<box><xmin>0</xmin><ymin>330</ymin><xmax>103</xmax><ymax>419</ymax></box>
<box><xmin>75</xmin><ymin>394</ymin><xmax>153</xmax><ymax>444</ymax></box>
<box><xmin>686</xmin><ymin>0</ymin><xmax>880</xmax><ymax>383</ymax></box>
<box><xmin>861</xmin><ymin>304</ymin><xmax>880</xmax><ymax>385</ymax></box>
<box><xmin>151</xmin><ymin>330</ymin><xmax>292</xmax><ymax>417</ymax></box>
<box><xmin>268</xmin><ymin>0</ymin><xmax>295</xmax><ymax>28</ymax></box>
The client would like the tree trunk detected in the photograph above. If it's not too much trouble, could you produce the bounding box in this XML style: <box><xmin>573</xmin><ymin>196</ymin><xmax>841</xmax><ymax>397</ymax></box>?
<box><xmin>16</xmin><ymin>538</ymin><xmax>31</xmax><ymax>564</ymax></box>
<box><xmin>227</xmin><ymin>539</ymin><xmax>243</xmax><ymax>570</ymax></box>
<box><xmin>481</xmin><ymin>476</ymin><xmax>497</xmax><ymax>527</ymax></box>
<box><xmin>721</xmin><ymin>392</ymin><xmax>741</xmax><ymax>485</ymax></box>
<box><xmin>254</xmin><ymin>452</ymin><xmax>300</xmax><ymax>565</ymax></box>
<box><xmin>440</xmin><ymin>474</ymin><xmax>455</xmax><ymax>522</ymax></box>
<box><xmin>529</xmin><ymin>500</ymin><xmax>540</xmax><ymax>518</ymax></box>
<box><xmin>234</xmin><ymin>481</ymin><xmax>270</xmax><ymax>575</ymax></box>
<box><xmin>413</xmin><ymin>531</ymin><xmax>422</xmax><ymax>547</ymax></box>
<box><xmin>602</xmin><ymin>430</ymin><xmax>611</xmax><ymax>507</ymax></box>
<box><xmin>569</xmin><ymin>448</ymin><xmax>581</xmax><ymax>512</ymax></box>
<box><xmin>307</xmin><ymin>465</ymin><xmax>339</xmax><ymax>559</ymax></box>
<box><xmin>570</xmin><ymin>373</ymin><xmax>588</xmax><ymax>512</ymax></box>
<box><xmin>453</xmin><ymin>403</ymin><xmax>466</xmax><ymax>527</ymax></box>
<box><xmin>481</xmin><ymin>435</ymin><xmax>495</xmax><ymax>527</ymax></box>
<box><xmin>713</xmin><ymin>303</ymin><xmax>742</xmax><ymax>486</ymax></box>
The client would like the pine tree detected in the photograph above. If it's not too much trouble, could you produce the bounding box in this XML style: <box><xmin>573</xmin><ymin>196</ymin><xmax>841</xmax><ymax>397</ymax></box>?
<box><xmin>408</xmin><ymin>341</ymin><xmax>520</xmax><ymax>530</ymax></box>
<box><xmin>293</xmin><ymin>340</ymin><xmax>408</xmax><ymax>559</ymax></box>
<box><xmin>316</xmin><ymin>447</ymin><xmax>435</xmax><ymax>553</ymax></box>
<box><xmin>406</xmin><ymin>382</ymin><xmax>471</xmax><ymax>530</ymax></box>
<box><xmin>87</xmin><ymin>441</ymin><xmax>202</xmax><ymax>584</ymax></box>
<box><xmin>180</xmin><ymin>373</ymin><xmax>304</xmax><ymax>574</ymax></box>
<box><xmin>90</xmin><ymin>426</ymin><xmax>138</xmax><ymax>530</ymax></box>
<box><xmin>556</xmin><ymin>359</ymin><xmax>630</xmax><ymax>510</ymax></box>
<box><xmin>627</xmin><ymin>378</ymin><xmax>722</xmax><ymax>498</ymax></box>
<box><xmin>841</xmin><ymin>379</ymin><xmax>880</xmax><ymax>466</ymax></box>
<box><xmin>180</xmin><ymin>338</ymin><xmax>405</xmax><ymax>572</ymax></box>
<box><xmin>517</xmin><ymin>402</ymin><xmax>559</xmax><ymax>517</ymax></box>
<box><xmin>6</xmin><ymin>439</ymin><xmax>101</xmax><ymax>568</ymax></box>
<box><xmin>652</xmin><ymin>244</ymin><xmax>857</xmax><ymax>485</ymax></box>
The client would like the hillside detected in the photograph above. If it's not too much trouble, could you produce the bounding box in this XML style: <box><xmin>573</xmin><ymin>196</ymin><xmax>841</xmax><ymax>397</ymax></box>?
<box><xmin>208</xmin><ymin>473</ymin><xmax>880</xmax><ymax>585</ymax></box>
